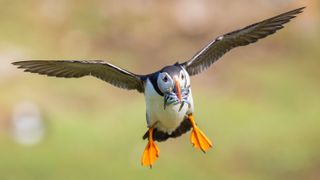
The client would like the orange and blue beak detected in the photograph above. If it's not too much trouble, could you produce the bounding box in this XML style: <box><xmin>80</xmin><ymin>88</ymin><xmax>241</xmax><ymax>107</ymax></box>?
<box><xmin>163</xmin><ymin>77</ymin><xmax>190</xmax><ymax>111</ymax></box>
<box><xmin>174</xmin><ymin>78</ymin><xmax>182</xmax><ymax>102</ymax></box>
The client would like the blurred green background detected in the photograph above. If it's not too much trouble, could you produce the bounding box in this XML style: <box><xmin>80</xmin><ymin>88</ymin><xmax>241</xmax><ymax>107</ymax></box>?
<box><xmin>0</xmin><ymin>0</ymin><xmax>319</xmax><ymax>179</ymax></box>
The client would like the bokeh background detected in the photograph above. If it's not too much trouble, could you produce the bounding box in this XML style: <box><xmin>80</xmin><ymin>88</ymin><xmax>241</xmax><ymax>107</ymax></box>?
<box><xmin>0</xmin><ymin>0</ymin><xmax>319</xmax><ymax>179</ymax></box>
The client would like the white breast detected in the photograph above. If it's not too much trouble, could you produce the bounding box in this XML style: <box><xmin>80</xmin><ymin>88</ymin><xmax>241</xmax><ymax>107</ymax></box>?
<box><xmin>144</xmin><ymin>79</ymin><xmax>194</xmax><ymax>133</ymax></box>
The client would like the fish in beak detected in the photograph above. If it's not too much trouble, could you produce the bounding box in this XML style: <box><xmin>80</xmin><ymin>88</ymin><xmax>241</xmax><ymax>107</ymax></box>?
<box><xmin>163</xmin><ymin>77</ymin><xmax>190</xmax><ymax>111</ymax></box>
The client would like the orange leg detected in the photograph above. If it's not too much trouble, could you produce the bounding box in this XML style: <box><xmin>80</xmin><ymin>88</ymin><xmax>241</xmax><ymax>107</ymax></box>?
<box><xmin>141</xmin><ymin>128</ymin><xmax>160</xmax><ymax>168</ymax></box>
<box><xmin>188</xmin><ymin>114</ymin><xmax>213</xmax><ymax>152</ymax></box>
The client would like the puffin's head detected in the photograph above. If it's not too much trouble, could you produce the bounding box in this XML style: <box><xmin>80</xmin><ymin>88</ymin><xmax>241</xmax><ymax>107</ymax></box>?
<box><xmin>157</xmin><ymin>65</ymin><xmax>191</xmax><ymax>109</ymax></box>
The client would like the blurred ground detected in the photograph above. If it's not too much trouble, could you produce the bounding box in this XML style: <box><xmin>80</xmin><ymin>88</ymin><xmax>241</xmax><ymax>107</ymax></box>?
<box><xmin>0</xmin><ymin>0</ymin><xmax>319</xmax><ymax>180</ymax></box>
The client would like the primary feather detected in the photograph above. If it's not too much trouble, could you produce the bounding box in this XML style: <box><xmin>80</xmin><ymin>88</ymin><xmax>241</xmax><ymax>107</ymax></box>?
<box><xmin>12</xmin><ymin>60</ymin><xmax>144</xmax><ymax>92</ymax></box>
<box><xmin>181</xmin><ymin>7</ymin><xmax>305</xmax><ymax>76</ymax></box>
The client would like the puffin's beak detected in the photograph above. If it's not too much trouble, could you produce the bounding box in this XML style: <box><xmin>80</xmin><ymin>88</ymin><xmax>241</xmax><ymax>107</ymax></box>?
<box><xmin>174</xmin><ymin>78</ymin><xmax>182</xmax><ymax>101</ymax></box>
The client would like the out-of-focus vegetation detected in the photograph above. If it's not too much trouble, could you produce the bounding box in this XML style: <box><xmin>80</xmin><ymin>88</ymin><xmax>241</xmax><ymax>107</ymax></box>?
<box><xmin>0</xmin><ymin>0</ymin><xmax>319</xmax><ymax>179</ymax></box>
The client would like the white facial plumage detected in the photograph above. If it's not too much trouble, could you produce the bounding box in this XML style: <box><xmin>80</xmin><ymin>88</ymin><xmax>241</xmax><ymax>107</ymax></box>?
<box><xmin>157</xmin><ymin>72</ymin><xmax>174</xmax><ymax>93</ymax></box>
<box><xmin>157</xmin><ymin>68</ymin><xmax>190</xmax><ymax>94</ymax></box>
<box><xmin>181</xmin><ymin>67</ymin><xmax>190</xmax><ymax>88</ymax></box>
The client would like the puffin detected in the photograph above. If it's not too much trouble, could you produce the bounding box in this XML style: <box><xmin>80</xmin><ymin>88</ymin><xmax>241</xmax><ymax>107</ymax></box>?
<box><xmin>13</xmin><ymin>7</ymin><xmax>304</xmax><ymax>167</ymax></box>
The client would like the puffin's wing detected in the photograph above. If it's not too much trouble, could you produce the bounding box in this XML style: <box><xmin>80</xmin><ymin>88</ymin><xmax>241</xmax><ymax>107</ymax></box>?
<box><xmin>181</xmin><ymin>7</ymin><xmax>305</xmax><ymax>76</ymax></box>
<box><xmin>13</xmin><ymin>60</ymin><xmax>145</xmax><ymax>92</ymax></box>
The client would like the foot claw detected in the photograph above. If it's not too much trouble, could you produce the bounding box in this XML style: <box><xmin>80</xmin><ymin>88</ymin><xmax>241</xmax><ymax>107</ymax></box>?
<box><xmin>191</xmin><ymin>127</ymin><xmax>212</xmax><ymax>152</ymax></box>
<box><xmin>188</xmin><ymin>115</ymin><xmax>213</xmax><ymax>152</ymax></box>
<box><xmin>141</xmin><ymin>128</ymin><xmax>160</xmax><ymax>167</ymax></box>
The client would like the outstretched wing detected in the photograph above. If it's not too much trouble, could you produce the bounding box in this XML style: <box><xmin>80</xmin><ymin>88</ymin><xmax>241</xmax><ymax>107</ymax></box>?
<box><xmin>13</xmin><ymin>60</ymin><xmax>144</xmax><ymax>92</ymax></box>
<box><xmin>181</xmin><ymin>7</ymin><xmax>305</xmax><ymax>76</ymax></box>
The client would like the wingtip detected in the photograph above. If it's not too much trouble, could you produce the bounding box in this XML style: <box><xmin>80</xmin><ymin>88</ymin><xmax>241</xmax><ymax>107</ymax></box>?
<box><xmin>11</xmin><ymin>61</ymin><xmax>29</xmax><ymax>68</ymax></box>
<box><xmin>294</xmin><ymin>6</ymin><xmax>306</xmax><ymax>13</ymax></box>
<box><xmin>281</xmin><ymin>7</ymin><xmax>306</xmax><ymax>20</ymax></box>
<box><xmin>11</xmin><ymin>61</ymin><xmax>19</xmax><ymax>65</ymax></box>
<box><xmin>12</xmin><ymin>60</ymin><xmax>29</xmax><ymax>66</ymax></box>
<box><xmin>11</xmin><ymin>60</ymin><xmax>41</xmax><ymax>67</ymax></box>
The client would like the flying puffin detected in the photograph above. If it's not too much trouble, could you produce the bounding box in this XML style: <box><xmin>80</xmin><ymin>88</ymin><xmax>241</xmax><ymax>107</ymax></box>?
<box><xmin>13</xmin><ymin>7</ymin><xmax>304</xmax><ymax>167</ymax></box>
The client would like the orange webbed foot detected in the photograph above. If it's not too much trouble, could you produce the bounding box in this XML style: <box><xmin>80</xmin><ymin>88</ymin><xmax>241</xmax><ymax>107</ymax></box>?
<box><xmin>141</xmin><ymin>128</ymin><xmax>160</xmax><ymax>168</ymax></box>
<box><xmin>188</xmin><ymin>114</ymin><xmax>213</xmax><ymax>152</ymax></box>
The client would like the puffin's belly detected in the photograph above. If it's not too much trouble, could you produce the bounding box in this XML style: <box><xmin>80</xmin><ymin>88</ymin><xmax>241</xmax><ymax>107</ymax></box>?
<box><xmin>154</xmin><ymin>103</ymin><xmax>188</xmax><ymax>133</ymax></box>
<box><xmin>144</xmin><ymin>79</ymin><xmax>194</xmax><ymax>133</ymax></box>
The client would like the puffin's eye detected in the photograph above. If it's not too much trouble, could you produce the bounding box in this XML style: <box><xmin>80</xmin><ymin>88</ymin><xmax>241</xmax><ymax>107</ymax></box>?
<box><xmin>163</xmin><ymin>76</ymin><xmax>168</xmax><ymax>82</ymax></box>
<box><xmin>181</xmin><ymin>74</ymin><xmax>184</xmax><ymax>80</ymax></box>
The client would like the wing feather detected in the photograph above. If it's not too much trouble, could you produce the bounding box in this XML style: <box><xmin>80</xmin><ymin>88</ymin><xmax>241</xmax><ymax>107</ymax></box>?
<box><xmin>181</xmin><ymin>7</ymin><xmax>305</xmax><ymax>76</ymax></box>
<box><xmin>13</xmin><ymin>60</ymin><xmax>144</xmax><ymax>92</ymax></box>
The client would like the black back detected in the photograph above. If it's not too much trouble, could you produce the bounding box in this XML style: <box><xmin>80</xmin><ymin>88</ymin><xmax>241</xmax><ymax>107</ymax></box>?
<box><xmin>160</xmin><ymin>65</ymin><xmax>183</xmax><ymax>78</ymax></box>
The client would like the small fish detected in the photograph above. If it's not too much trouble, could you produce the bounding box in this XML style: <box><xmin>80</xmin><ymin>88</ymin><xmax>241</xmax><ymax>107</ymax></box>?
<box><xmin>179</xmin><ymin>101</ymin><xmax>185</xmax><ymax>112</ymax></box>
